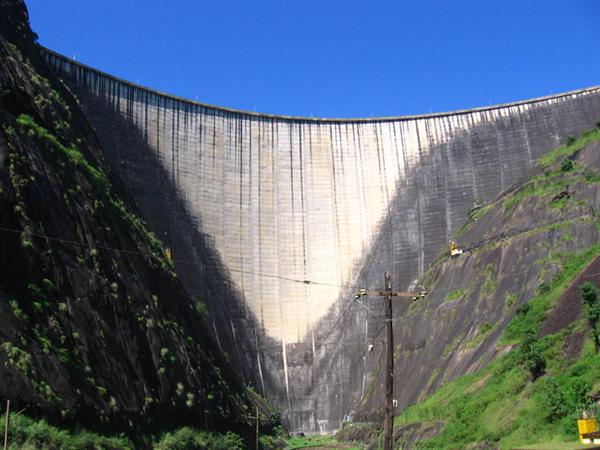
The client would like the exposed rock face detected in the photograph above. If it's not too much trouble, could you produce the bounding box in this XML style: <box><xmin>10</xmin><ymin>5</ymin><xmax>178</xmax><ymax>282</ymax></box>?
<box><xmin>358</xmin><ymin>139</ymin><xmax>600</xmax><ymax>425</ymax></box>
<box><xmin>41</xmin><ymin>37</ymin><xmax>600</xmax><ymax>432</ymax></box>
<box><xmin>0</xmin><ymin>0</ymin><xmax>254</xmax><ymax>438</ymax></box>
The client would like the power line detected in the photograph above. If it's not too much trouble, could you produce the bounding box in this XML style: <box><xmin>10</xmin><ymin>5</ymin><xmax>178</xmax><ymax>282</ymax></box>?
<box><xmin>280</xmin><ymin>216</ymin><xmax>600</xmax><ymax>378</ymax></box>
<box><xmin>286</xmin><ymin>295</ymin><xmax>361</xmax><ymax>379</ymax></box>
<box><xmin>0</xmin><ymin>207</ymin><xmax>596</xmax><ymax>297</ymax></box>
<box><xmin>4</xmin><ymin>212</ymin><xmax>600</xmax><ymax>384</ymax></box>
<box><xmin>0</xmin><ymin>223</ymin><xmax>372</xmax><ymax>382</ymax></box>
<box><xmin>0</xmin><ymin>225</ymin><xmax>362</xmax><ymax>290</ymax></box>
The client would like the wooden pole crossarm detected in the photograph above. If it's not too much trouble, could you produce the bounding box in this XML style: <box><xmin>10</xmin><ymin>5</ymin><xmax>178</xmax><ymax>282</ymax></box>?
<box><xmin>353</xmin><ymin>273</ymin><xmax>427</xmax><ymax>450</ymax></box>
<box><xmin>351</xmin><ymin>273</ymin><xmax>428</xmax><ymax>450</ymax></box>
<box><xmin>354</xmin><ymin>289</ymin><xmax>427</xmax><ymax>299</ymax></box>
<box><xmin>249</xmin><ymin>406</ymin><xmax>259</xmax><ymax>450</ymax></box>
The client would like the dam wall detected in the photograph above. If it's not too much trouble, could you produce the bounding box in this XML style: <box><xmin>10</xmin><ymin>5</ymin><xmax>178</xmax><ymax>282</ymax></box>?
<box><xmin>42</xmin><ymin>48</ymin><xmax>600</xmax><ymax>432</ymax></box>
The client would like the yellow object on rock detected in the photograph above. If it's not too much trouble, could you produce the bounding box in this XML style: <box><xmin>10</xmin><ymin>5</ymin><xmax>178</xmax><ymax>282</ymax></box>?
<box><xmin>578</xmin><ymin>418</ymin><xmax>598</xmax><ymax>444</ymax></box>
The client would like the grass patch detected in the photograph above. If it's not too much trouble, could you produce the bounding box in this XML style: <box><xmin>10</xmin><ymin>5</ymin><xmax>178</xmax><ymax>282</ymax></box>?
<box><xmin>506</xmin><ymin>294</ymin><xmax>519</xmax><ymax>308</ymax></box>
<box><xmin>393</xmin><ymin>243</ymin><xmax>600</xmax><ymax>450</ymax></box>
<box><xmin>481</xmin><ymin>264</ymin><xmax>498</xmax><ymax>296</ymax></box>
<box><xmin>286</xmin><ymin>435</ymin><xmax>361</xmax><ymax>449</ymax></box>
<box><xmin>502</xmin><ymin>128</ymin><xmax>600</xmax><ymax>212</ymax></box>
<box><xmin>1</xmin><ymin>413</ymin><xmax>284</xmax><ymax>450</ymax></box>
<box><xmin>13</xmin><ymin>114</ymin><xmax>173</xmax><ymax>273</ymax></box>
<box><xmin>16</xmin><ymin>114</ymin><xmax>109</xmax><ymax>190</ymax></box>
<box><xmin>514</xmin><ymin>443</ymin><xmax>600</xmax><ymax>450</ymax></box>
<box><xmin>445</xmin><ymin>288</ymin><xmax>466</xmax><ymax>303</ymax></box>
<box><xmin>539</xmin><ymin>128</ymin><xmax>600</xmax><ymax>168</ymax></box>
<box><xmin>2</xmin><ymin>413</ymin><xmax>132</xmax><ymax>449</ymax></box>
<box><xmin>503</xmin><ymin>176</ymin><xmax>570</xmax><ymax>211</ymax></box>
<box><xmin>466</xmin><ymin>322</ymin><xmax>494</xmax><ymax>349</ymax></box>
<box><xmin>504</xmin><ymin>243</ymin><xmax>600</xmax><ymax>342</ymax></box>
<box><xmin>457</xmin><ymin>204</ymin><xmax>492</xmax><ymax>237</ymax></box>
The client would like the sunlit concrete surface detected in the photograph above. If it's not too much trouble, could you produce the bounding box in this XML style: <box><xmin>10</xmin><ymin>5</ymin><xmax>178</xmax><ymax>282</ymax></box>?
<box><xmin>43</xmin><ymin>48</ymin><xmax>600</xmax><ymax>432</ymax></box>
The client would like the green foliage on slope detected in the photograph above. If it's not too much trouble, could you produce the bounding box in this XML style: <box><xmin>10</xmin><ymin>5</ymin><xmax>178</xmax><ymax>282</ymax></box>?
<box><xmin>580</xmin><ymin>282</ymin><xmax>600</xmax><ymax>350</ymax></box>
<box><xmin>395</xmin><ymin>246</ymin><xmax>600</xmax><ymax>449</ymax></box>
<box><xmin>0</xmin><ymin>411</ymin><xmax>287</xmax><ymax>450</ymax></box>
<box><xmin>285</xmin><ymin>434</ymin><xmax>361</xmax><ymax>449</ymax></box>
<box><xmin>0</xmin><ymin>413</ymin><xmax>132</xmax><ymax>450</ymax></box>
<box><xmin>539</xmin><ymin>128</ymin><xmax>600</xmax><ymax>168</ymax></box>
<box><xmin>503</xmin><ymin>128</ymin><xmax>600</xmax><ymax>212</ymax></box>
<box><xmin>0</xmin><ymin>2</ymin><xmax>277</xmax><ymax>445</ymax></box>
<box><xmin>391</xmin><ymin>127</ymin><xmax>600</xmax><ymax>449</ymax></box>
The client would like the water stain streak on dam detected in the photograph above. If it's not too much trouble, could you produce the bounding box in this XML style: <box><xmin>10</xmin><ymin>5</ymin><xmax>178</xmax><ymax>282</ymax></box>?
<box><xmin>42</xmin><ymin>48</ymin><xmax>600</xmax><ymax>432</ymax></box>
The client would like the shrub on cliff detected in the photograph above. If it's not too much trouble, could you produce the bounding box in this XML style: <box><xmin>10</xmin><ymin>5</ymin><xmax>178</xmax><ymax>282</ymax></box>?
<box><xmin>153</xmin><ymin>428</ymin><xmax>245</xmax><ymax>450</ymax></box>
<box><xmin>539</xmin><ymin>375</ymin><xmax>591</xmax><ymax>423</ymax></box>
<box><xmin>560</xmin><ymin>158</ymin><xmax>574</xmax><ymax>172</ymax></box>
<box><xmin>519</xmin><ymin>330</ymin><xmax>546</xmax><ymax>380</ymax></box>
<box><xmin>580</xmin><ymin>282</ymin><xmax>600</xmax><ymax>350</ymax></box>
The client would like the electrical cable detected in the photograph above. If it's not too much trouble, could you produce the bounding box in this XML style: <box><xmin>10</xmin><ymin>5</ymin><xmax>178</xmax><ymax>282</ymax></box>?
<box><xmin>0</xmin><ymin>225</ymin><xmax>363</xmax><ymax>290</ymax></box>
<box><xmin>3</xmin><ymin>209</ymin><xmax>600</xmax><ymax>379</ymax></box>
<box><xmin>0</xmin><ymin>207</ymin><xmax>596</xmax><ymax>297</ymax></box>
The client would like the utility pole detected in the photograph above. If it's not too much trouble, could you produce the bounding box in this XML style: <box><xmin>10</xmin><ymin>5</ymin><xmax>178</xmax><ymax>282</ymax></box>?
<box><xmin>249</xmin><ymin>406</ymin><xmax>259</xmax><ymax>450</ymax></box>
<box><xmin>255</xmin><ymin>406</ymin><xmax>259</xmax><ymax>450</ymax></box>
<box><xmin>3</xmin><ymin>400</ymin><xmax>9</xmax><ymax>450</ymax></box>
<box><xmin>355</xmin><ymin>273</ymin><xmax>425</xmax><ymax>450</ymax></box>
<box><xmin>384</xmin><ymin>272</ymin><xmax>394</xmax><ymax>450</ymax></box>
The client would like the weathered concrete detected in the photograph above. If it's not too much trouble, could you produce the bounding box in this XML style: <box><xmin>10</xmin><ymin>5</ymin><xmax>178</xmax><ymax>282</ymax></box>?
<box><xmin>42</xmin><ymin>48</ymin><xmax>600</xmax><ymax>432</ymax></box>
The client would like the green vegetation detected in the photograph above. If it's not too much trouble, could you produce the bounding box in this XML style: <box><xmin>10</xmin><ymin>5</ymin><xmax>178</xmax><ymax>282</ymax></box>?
<box><xmin>445</xmin><ymin>288</ymin><xmax>466</xmax><ymax>302</ymax></box>
<box><xmin>505</xmin><ymin>244</ymin><xmax>600</xmax><ymax>342</ymax></box>
<box><xmin>154</xmin><ymin>428</ymin><xmax>244</xmax><ymax>450</ymax></box>
<box><xmin>394</xmin><ymin>244</ymin><xmax>600</xmax><ymax>449</ymax></box>
<box><xmin>584</xmin><ymin>167</ymin><xmax>600</xmax><ymax>183</ymax></box>
<box><xmin>516</xmin><ymin>443</ymin><xmax>600</xmax><ymax>449</ymax></box>
<box><xmin>457</xmin><ymin>204</ymin><xmax>491</xmax><ymax>236</ymax></box>
<box><xmin>506</xmin><ymin>294</ymin><xmax>519</xmax><ymax>308</ymax></box>
<box><xmin>193</xmin><ymin>297</ymin><xmax>209</xmax><ymax>316</ymax></box>
<box><xmin>466</xmin><ymin>322</ymin><xmax>494</xmax><ymax>349</ymax></box>
<box><xmin>16</xmin><ymin>114</ymin><xmax>109</xmax><ymax>190</ymax></box>
<box><xmin>539</xmin><ymin>128</ymin><xmax>600</xmax><ymax>168</ymax></box>
<box><xmin>580</xmin><ymin>282</ymin><xmax>600</xmax><ymax>350</ymax></box>
<box><xmin>539</xmin><ymin>375</ymin><xmax>590</xmax><ymax>421</ymax></box>
<box><xmin>518</xmin><ymin>330</ymin><xmax>546</xmax><ymax>380</ymax></box>
<box><xmin>285</xmin><ymin>434</ymin><xmax>361</xmax><ymax>449</ymax></box>
<box><xmin>373</xmin><ymin>125</ymin><xmax>600</xmax><ymax>449</ymax></box>
<box><xmin>9</xmin><ymin>299</ymin><xmax>28</xmax><ymax>321</ymax></box>
<box><xmin>481</xmin><ymin>264</ymin><xmax>498</xmax><ymax>295</ymax></box>
<box><xmin>560</xmin><ymin>158</ymin><xmax>574</xmax><ymax>173</ymax></box>
<box><xmin>10</xmin><ymin>114</ymin><xmax>173</xmax><ymax>273</ymax></box>
<box><xmin>503</xmin><ymin>175</ymin><xmax>571</xmax><ymax>211</ymax></box>
<box><xmin>502</xmin><ymin>128</ymin><xmax>600</xmax><ymax>211</ymax></box>
<box><xmin>0</xmin><ymin>412</ymin><xmax>285</xmax><ymax>450</ymax></box>
<box><xmin>1</xmin><ymin>412</ymin><xmax>132</xmax><ymax>449</ymax></box>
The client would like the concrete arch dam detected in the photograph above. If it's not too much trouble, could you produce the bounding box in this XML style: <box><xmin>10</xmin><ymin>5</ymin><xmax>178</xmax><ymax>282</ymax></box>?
<box><xmin>42</xmin><ymin>48</ymin><xmax>600</xmax><ymax>432</ymax></box>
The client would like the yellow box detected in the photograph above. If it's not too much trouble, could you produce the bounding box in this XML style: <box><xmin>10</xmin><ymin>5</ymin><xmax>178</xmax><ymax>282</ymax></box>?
<box><xmin>578</xmin><ymin>418</ymin><xmax>598</xmax><ymax>443</ymax></box>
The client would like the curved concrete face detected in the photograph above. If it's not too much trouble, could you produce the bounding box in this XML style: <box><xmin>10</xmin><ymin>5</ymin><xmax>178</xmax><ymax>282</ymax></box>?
<box><xmin>42</xmin><ymin>48</ymin><xmax>600</xmax><ymax>432</ymax></box>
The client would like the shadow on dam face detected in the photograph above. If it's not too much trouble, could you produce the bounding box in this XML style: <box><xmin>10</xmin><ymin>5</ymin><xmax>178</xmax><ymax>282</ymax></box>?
<box><xmin>58</xmin><ymin>82</ymin><xmax>282</xmax><ymax>396</ymax></box>
<box><xmin>41</xmin><ymin>47</ymin><xmax>600</xmax><ymax>433</ymax></box>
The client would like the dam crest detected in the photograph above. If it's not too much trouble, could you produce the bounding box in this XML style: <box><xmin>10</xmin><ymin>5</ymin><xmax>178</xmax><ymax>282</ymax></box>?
<box><xmin>42</xmin><ymin>47</ymin><xmax>600</xmax><ymax>431</ymax></box>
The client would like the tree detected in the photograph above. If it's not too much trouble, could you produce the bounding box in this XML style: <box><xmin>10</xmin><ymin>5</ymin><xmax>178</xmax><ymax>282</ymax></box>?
<box><xmin>519</xmin><ymin>330</ymin><xmax>546</xmax><ymax>380</ymax></box>
<box><xmin>580</xmin><ymin>282</ymin><xmax>600</xmax><ymax>350</ymax></box>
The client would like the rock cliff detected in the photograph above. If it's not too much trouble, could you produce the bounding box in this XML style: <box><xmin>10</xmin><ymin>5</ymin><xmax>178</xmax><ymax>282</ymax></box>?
<box><xmin>0</xmin><ymin>0</ymin><xmax>261</xmax><ymax>443</ymax></box>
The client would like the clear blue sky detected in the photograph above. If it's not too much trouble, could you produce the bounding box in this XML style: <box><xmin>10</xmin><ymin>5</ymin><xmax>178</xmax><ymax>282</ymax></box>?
<box><xmin>26</xmin><ymin>0</ymin><xmax>600</xmax><ymax>119</ymax></box>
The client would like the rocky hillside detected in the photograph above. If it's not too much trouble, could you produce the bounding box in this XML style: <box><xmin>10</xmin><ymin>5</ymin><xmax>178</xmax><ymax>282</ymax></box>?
<box><xmin>347</xmin><ymin>126</ymin><xmax>600</xmax><ymax>448</ymax></box>
<box><xmin>0</xmin><ymin>0</ymin><xmax>272</xmax><ymax>446</ymax></box>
